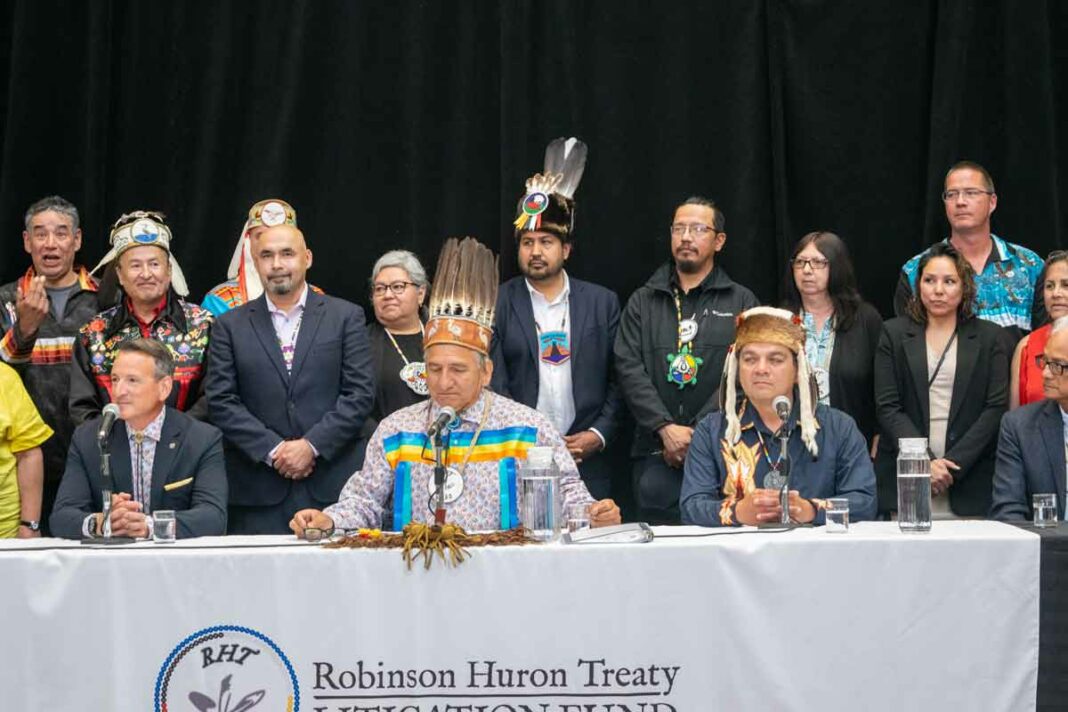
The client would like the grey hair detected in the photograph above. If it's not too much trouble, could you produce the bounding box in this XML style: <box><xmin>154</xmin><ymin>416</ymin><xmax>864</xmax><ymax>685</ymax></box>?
<box><xmin>370</xmin><ymin>250</ymin><xmax>429</xmax><ymax>289</ymax></box>
<box><xmin>24</xmin><ymin>195</ymin><xmax>80</xmax><ymax>231</ymax></box>
<box><xmin>1052</xmin><ymin>316</ymin><xmax>1068</xmax><ymax>335</ymax></box>
<box><xmin>115</xmin><ymin>338</ymin><xmax>174</xmax><ymax>379</ymax></box>
<box><xmin>679</xmin><ymin>196</ymin><xmax>725</xmax><ymax>231</ymax></box>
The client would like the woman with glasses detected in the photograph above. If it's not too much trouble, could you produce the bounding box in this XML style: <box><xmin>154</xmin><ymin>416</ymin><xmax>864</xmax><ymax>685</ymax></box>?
<box><xmin>782</xmin><ymin>231</ymin><xmax>883</xmax><ymax>449</ymax></box>
<box><xmin>367</xmin><ymin>250</ymin><xmax>430</xmax><ymax>421</ymax></box>
<box><xmin>873</xmin><ymin>243</ymin><xmax>1008</xmax><ymax>518</ymax></box>
<box><xmin>1010</xmin><ymin>251</ymin><xmax>1068</xmax><ymax>408</ymax></box>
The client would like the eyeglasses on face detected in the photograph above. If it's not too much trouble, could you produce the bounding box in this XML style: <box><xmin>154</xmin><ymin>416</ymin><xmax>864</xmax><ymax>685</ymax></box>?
<box><xmin>791</xmin><ymin>257</ymin><xmax>829</xmax><ymax>271</ymax></box>
<box><xmin>1036</xmin><ymin>354</ymin><xmax>1068</xmax><ymax>377</ymax></box>
<box><xmin>372</xmin><ymin>281</ymin><xmax>417</xmax><ymax>297</ymax></box>
<box><xmin>941</xmin><ymin>188</ymin><xmax>993</xmax><ymax>202</ymax></box>
<box><xmin>670</xmin><ymin>223</ymin><xmax>716</xmax><ymax>237</ymax></box>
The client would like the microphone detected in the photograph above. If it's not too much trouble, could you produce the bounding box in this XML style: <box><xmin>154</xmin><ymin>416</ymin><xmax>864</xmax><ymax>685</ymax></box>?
<box><xmin>426</xmin><ymin>406</ymin><xmax>457</xmax><ymax>439</ymax></box>
<box><xmin>97</xmin><ymin>403</ymin><xmax>122</xmax><ymax>445</ymax></box>
<box><xmin>772</xmin><ymin>395</ymin><xmax>792</xmax><ymax>422</ymax></box>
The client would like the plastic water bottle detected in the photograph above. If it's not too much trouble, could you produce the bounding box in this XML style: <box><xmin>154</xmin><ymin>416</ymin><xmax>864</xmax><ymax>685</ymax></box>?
<box><xmin>519</xmin><ymin>447</ymin><xmax>562</xmax><ymax>541</ymax></box>
<box><xmin>897</xmin><ymin>438</ymin><xmax>932</xmax><ymax>532</ymax></box>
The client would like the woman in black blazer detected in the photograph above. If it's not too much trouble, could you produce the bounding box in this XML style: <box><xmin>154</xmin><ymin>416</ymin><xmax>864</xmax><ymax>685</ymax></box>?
<box><xmin>782</xmin><ymin>231</ymin><xmax>883</xmax><ymax>446</ymax></box>
<box><xmin>873</xmin><ymin>243</ymin><xmax>1008</xmax><ymax>517</ymax></box>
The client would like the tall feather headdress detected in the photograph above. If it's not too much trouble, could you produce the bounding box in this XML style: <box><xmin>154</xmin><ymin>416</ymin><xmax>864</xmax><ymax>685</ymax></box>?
<box><xmin>513</xmin><ymin>136</ymin><xmax>588</xmax><ymax>241</ymax></box>
<box><xmin>423</xmin><ymin>237</ymin><xmax>499</xmax><ymax>355</ymax></box>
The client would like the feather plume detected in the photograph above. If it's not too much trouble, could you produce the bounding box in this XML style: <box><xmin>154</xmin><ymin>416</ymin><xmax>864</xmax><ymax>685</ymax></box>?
<box><xmin>543</xmin><ymin>137</ymin><xmax>587</xmax><ymax>199</ymax></box>
<box><xmin>428</xmin><ymin>237</ymin><xmax>499</xmax><ymax>328</ymax></box>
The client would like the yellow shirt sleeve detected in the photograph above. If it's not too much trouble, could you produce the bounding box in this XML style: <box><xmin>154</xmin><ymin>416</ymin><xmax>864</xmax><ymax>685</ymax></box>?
<box><xmin>0</xmin><ymin>363</ymin><xmax>53</xmax><ymax>453</ymax></box>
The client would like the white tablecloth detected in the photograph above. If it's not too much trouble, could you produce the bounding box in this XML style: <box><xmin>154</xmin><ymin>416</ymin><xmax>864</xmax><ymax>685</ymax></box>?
<box><xmin>0</xmin><ymin>521</ymin><xmax>1039</xmax><ymax>711</ymax></box>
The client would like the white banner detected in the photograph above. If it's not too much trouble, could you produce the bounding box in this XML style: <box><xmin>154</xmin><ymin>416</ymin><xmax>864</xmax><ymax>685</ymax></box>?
<box><xmin>1</xmin><ymin>521</ymin><xmax>1039</xmax><ymax>711</ymax></box>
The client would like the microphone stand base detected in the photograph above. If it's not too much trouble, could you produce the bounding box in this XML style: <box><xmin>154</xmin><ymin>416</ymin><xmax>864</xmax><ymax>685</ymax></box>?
<box><xmin>756</xmin><ymin>522</ymin><xmax>813</xmax><ymax>529</ymax></box>
<box><xmin>80</xmin><ymin>537</ymin><xmax>138</xmax><ymax>546</ymax></box>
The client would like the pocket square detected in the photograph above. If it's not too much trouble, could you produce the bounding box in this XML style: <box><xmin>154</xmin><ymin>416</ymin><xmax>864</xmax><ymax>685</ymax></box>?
<box><xmin>163</xmin><ymin>477</ymin><xmax>194</xmax><ymax>492</ymax></box>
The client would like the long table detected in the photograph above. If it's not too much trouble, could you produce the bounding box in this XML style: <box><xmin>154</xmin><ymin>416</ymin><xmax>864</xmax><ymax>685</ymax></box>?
<box><xmin>1</xmin><ymin>521</ymin><xmax>1040</xmax><ymax>711</ymax></box>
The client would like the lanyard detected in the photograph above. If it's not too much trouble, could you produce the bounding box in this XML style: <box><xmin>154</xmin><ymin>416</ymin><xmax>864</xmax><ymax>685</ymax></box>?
<box><xmin>384</xmin><ymin>322</ymin><xmax>424</xmax><ymax>367</ymax></box>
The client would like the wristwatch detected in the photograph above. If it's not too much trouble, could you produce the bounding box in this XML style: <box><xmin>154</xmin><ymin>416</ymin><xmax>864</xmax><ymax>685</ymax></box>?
<box><xmin>19</xmin><ymin>519</ymin><xmax>40</xmax><ymax>532</ymax></box>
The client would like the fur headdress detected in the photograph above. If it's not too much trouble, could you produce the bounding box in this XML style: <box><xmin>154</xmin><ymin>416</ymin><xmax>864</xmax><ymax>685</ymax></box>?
<box><xmin>90</xmin><ymin>211</ymin><xmax>189</xmax><ymax>297</ymax></box>
<box><xmin>720</xmin><ymin>307</ymin><xmax>820</xmax><ymax>456</ymax></box>
<box><xmin>513</xmin><ymin>137</ymin><xmax>588</xmax><ymax>243</ymax></box>
<box><xmin>225</xmin><ymin>198</ymin><xmax>298</xmax><ymax>303</ymax></box>
<box><xmin>423</xmin><ymin>237</ymin><xmax>499</xmax><ymax>355</ymax></box>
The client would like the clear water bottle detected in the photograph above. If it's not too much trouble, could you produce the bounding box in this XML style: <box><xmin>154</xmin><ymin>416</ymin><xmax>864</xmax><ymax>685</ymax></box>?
<box><xmin>897</xmin><ymin>437</ymin><xmax>932</xmax><ymax>532</ymax></box>
<box><xmin>519</xmin><ymin>447</ymin><xmax>562</xmax><ymax>541</ymax></box>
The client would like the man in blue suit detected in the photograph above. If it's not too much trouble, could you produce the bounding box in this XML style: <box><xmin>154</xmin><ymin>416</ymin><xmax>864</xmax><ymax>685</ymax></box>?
<box><xmin>206</xmin><ymin>222</ymin><xmax>375</xmax><ymax>533</ymax></box>
<box><xmin>51</xmin><ymin>339</ymin><xmax>227</xmax><ymax>539</ymax></box>
<box><xmin>491</xmin><ymin>149</ymin><xmax>622</xmax><ymax>499</ymax></box>
<box><xmin>992</xmin><ymin>317</ymin><xmax>1068</xmax><ymax>521</ymax></box>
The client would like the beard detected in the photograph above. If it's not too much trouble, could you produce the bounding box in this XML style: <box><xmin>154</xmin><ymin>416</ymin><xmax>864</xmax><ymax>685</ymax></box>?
<box><xmin>521</xmin><ymin>259</ymin><xmax>562</xmax><ymax>282</ymax></box>
<box><xmin>267</xmin><ymin>275</ymin><xmax>294</xmax><ymax>295</ymax></box>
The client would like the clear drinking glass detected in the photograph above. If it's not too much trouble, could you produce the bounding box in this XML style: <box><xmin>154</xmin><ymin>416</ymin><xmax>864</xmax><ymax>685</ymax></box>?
<box><xmin>1033</xmin><ymin>493</ymin><xmax>1058</xmax><ymax>528</ymax></box>
<box><xmin>152</xmin><ymin>510</ymin><xmax>177</xmax><ymax>543</ymax></box>
<box><xmin>824</xmin><ymin>498</ymin><xmax>850</xmax><ymax>533</ymax></box>
<box><xmin>566</xmin><ymin>503</ymin><xmax>592</xmax><ymax>533</ymax></box>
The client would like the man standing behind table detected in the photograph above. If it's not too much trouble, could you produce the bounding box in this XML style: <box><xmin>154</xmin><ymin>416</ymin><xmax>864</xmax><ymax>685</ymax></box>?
<box><xmin>0</xmin><ymin>196</ymin><xmax>99</xmax><ymax>533</ymax></box>
<box><xmin>492</xmin><ymin>138</ymin><xmax>623</xmax><ymax>499</ymax></box>
<box><xmin>207</xmin><ymin>222</ymin><xmax>375</xmax><ymax>533</ymax></box>
<box><xmin>51</xmin><ymin>339</ymin><xmax>227</xmax><ymax>539</ymax></box>
<box><xmin>290</xmin><ymin>237</ymin><xmax>621</xmax><ymax>536</ymax></box>
<box><xmin>615</xmin><ymin>196</ymin><xmax>758</xmax><ymax>524</ymax></box>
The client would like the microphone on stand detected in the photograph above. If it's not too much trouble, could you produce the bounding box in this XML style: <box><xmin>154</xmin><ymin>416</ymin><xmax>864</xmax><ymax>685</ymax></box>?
<box><xmin>771</xmin><ymin>396</ymin><xmax>792</xmax><ymax>524</ymax></box>
<box><xmin>427</xmin><ymin>407</ymin><xmax>457</xmax><ymax>527</ymax></box>
<box><xmin>84</xmin><ymin>403</ymin><xmax>135</xmax><ymax>545</ymax></box>
<box><xmin>426</xmin><ymin>407</ymin><xmax>457</xmax><ymax>439</ymax></box>
<box><xmin>97</xmin><ymin>403</ymin><xmax>121</xmax><ymax>447</ymax></box>
<box><xmin>772</xmin><ymin>395</ymin><xmax>792</xmax><ymax>424</ymax></box>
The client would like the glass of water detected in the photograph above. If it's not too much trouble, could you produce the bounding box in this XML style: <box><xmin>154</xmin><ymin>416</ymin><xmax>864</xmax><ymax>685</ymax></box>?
<box><xmin>825</xmin><ymin>498</ymin><xmax>850</xmax><ymax>533</ymax></box>
<box><xmin>152</xmin><ymin>510</ymin><xmax>177</xmax><ymax>543</ymax></box>
<box><xmin>566</xmin><ymin>503</ymin><xmax>591</xmax><ymax>533</ymax></box>
<box><xmin>1033</xmin><ymin>494</ymin><xmax>1058</xmax><ymax>528</ymax></box>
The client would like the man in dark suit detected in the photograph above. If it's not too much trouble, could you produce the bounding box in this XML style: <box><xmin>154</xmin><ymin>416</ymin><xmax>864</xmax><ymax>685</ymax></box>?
<box><xmin>491</xmin><ymin>147</ymin><xmax>622</xmax><ymax>499</ymax></box>
<box><xmin>992</xmin><ymin>318</ymin><xmax>1068</xmax><ymax>520</ymax></box>
<box><xmin>206</xmin><ymin>222</ymin><xmax>374</xmax><ymax>533</ymax></box>
<box><xmin>51</xmin><ymin>339</ymin><xmax>227</xmax><ymax>539</ymax></box>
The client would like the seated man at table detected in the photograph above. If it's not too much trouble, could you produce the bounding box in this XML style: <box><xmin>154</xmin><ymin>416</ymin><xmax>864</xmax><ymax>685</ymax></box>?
<box><xmin>291</xmin><ymin>237</ymin><xmax>620</xmax><ymax>535</ymax></box>
<box><xmin>991</xmin><ymin>316</ymin><xmax>1068</xmax><ymax>520</ymax></box>
<box><xmin>51</xmin><ymin>339</ymin><xmax>227</xmax><ymax>539</ymax></box>
<box><xmin>680</xmin><ymin>307</ymin><xmax>877</xmax><ymax>526</ymax></box>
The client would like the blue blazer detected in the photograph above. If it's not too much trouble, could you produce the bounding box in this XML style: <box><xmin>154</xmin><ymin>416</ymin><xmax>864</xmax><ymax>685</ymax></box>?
<box><xmin>50</xmin><ymin>407</ymin><xmax>228</xmax><ymax>538</ymax></box>
<box><xmin>991</xmin><ymin>398</ymin><xmax>1067</xmax><ymax>520</ymax></box>
<box><xmin>205</xmin><ymin>291</ymin><xmax>375</xmax><ymax>507</ymax></box>
<box><xmin>490</xmin><ymin>275</ymin><xmax>622</xmax><ymax>442</ymax></box>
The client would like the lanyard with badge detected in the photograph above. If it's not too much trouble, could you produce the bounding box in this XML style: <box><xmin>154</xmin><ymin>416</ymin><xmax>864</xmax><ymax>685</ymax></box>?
<box><xmin>535</xmin><ymin>296</ymin><xmax>571</xmax><ymax>366</ymax></box>
<box><xmin>666</xmin><ymin>289</ymin><xmax>704</xmax><ymax>388</ymax></box>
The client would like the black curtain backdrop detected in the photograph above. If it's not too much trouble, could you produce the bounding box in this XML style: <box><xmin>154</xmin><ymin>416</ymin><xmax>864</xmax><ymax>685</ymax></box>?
<box><xmin>1</xmin><ymin>0</ymin><xmax>1066</xmax><ymax>318</ymax></box>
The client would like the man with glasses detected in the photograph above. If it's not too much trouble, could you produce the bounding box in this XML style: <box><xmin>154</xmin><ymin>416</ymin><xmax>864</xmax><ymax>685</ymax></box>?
<box><xmin>206</xmin><ymin>222</ymin><xmax>375</xmax><ymax>533</ymax></box>
<box><xmin>614</xmin><ymin>196</ymin><xmax>758</xmax><ymax>524</ymax></box>
<box><xmin>992</xmin><ymin>316</ymin><xmax>1068</xmax><ymax>520</ymax></box>
<box><xmin>894</xmin><ymin>161</ymin><xmax>1043</xmax><ymax>340</ymax></box>
<box><xmin>0</xmin><ymin>196</ymin><xmax>99</xmax><ymax>534</ymax></box>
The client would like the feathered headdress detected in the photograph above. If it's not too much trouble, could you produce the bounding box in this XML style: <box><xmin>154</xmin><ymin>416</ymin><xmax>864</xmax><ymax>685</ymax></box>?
<box><xmin>423</xmin><ymin>237</ymin><xmax>499</xmax><ymax>355</ymax></box>
<box><xmin>225</xmin><ymin>198</ymin><xmax>298</xmax><ymax>303</ymax></box>
<box><xmin>513</xmin><ymin>137</ymin><xmax>588</xmax><ymax>241</ymax></box>
<box><xmin>90</xmin><ymin>211</ymin><xmax>189</xmax><ymax>297</ymax></box>
<box><xmin>720</xmin><ymin>307</ymin><xmax>820</xmax><ymax>457</ymax></box>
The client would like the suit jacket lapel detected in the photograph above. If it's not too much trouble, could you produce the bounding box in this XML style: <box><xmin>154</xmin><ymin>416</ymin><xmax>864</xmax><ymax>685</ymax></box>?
<box><xmin>249</xmin><ymin>295</ymin><xmax>290</xmax><ymax>384</ymax></box>
<box><xmin>149</xmin><ymin>409</ymin><xmax>182</xmax><ymax>510</ymax></box>
<box><xmin>289</xmin><ymin>290</ymin><xmax>325</xmax><ymax>384</ymax></box>
<box><xmin>902</xmin><ymin>325</ymin><xmax>930</xmax><ymax>423</ymax></box>
<box><xmin>568</xmin><ymin>277</ymin><xmax>586</xmax><ymax>358</ymax></box>
<box><xmin>107</xmin><ymin>423</ymin><xmax>133</xmax><ymax>495</ymax></box>
<box><xmin>1039</xmin><ymin>400</ymin><xmax>1067</xmax><ymax>506</ymax></box>
<box><xmin>511</xmin><ymin>280</ymin><xmax>539</xmax><ymax>364</ymax></box>
<box><xmin>947</xmin><ymin>324</ymin><xmax>977</xmax><ymax>428</ymax></box>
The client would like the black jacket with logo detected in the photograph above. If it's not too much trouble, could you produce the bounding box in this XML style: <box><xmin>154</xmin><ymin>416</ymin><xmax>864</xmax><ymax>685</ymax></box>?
<box><xmin>614</xmin><ymin>262</ymin><xmax>758</xmax><ymax>456</ymax></box>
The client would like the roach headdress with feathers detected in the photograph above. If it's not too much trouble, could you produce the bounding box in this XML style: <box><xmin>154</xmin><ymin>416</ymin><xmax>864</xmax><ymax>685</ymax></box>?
<box><xmin>513</xmin><ymin>137</ymin><xmax>588</xmax><ymax>243</ymax></box>
<box><xmin>423</xmin><ymin>237</ymin><xmax>499</xmax><ymax>355</ymax></box>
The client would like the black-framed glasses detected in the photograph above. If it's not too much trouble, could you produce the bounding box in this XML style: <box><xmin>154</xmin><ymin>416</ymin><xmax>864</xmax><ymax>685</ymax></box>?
<box><xmin>1036</xmin><ymin>355</ymin><xmax>1068</xmax><ymax>377</ymax></box>
<box><xmin>670</xmin><ymin>223</ymin><xmax>716</xmax><ymax>237</ymax></box>
<box><xmin>303</xmin><ymin>526</ymin><xmax>335</xmax><ymax>542</ymax></box>
<box><xmin>372</xmin><ymin>281</ymin><xmax>418</xmax><ymax>297</ymax></box>
<box><xmin>790</xmin><ymin>257</ymin><xmax>829</xmax><ymax>271</ymax></box>
<box><xmin>941</xmin><ymin>188</ymin><xmax>993</xmax><ymax>202</ymax></box>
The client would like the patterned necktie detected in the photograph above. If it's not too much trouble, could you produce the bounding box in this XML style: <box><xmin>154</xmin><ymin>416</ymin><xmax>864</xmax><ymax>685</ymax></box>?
<box><xmin>133</xmin><ymin>432</ymin><xmax>150</xmax><ymax>513</ymax></box>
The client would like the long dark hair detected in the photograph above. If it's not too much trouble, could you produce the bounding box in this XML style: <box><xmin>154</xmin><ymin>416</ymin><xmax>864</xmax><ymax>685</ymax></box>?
<box><xmin>906</xmin><ymin>242</ymin><xmax>976</xmax><ymax>324</ymax></box>
<box><xmin>781</xmin><ymin>231</ymin><xmax>862</xmax><ymax>330</ymax></box>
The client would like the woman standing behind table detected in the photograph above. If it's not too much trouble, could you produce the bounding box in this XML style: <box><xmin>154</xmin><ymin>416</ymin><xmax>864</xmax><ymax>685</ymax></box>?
<box><xmin>873</xmin><ymin>243</ymin><xmax>1008</xmax><ymax>518</ymax></box>
<box><xmin>781</xmin><ymin>231</ymin><xmax>883</xmax><ymax>448</ymax></box>
<box><xmin>1011</xmin><ymin>251</ymin><xmax>1068</xmax><ymax>408</ymax></box>
<box><xmin>367</xmin><ymin>250</ymin><xmax>430</xmax><ymax>422</ymax></box>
